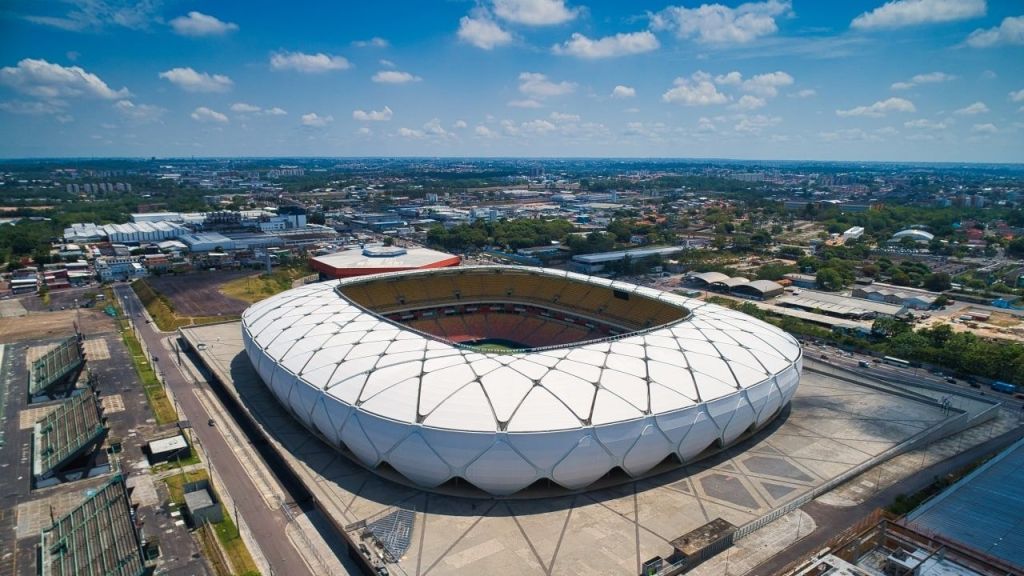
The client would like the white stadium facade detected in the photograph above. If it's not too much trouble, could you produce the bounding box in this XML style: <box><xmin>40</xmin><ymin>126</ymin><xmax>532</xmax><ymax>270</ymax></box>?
<box><xmin>241</xmin><ymin>266</ymin><xmax>803</xmax><ymax>496</ymax></box>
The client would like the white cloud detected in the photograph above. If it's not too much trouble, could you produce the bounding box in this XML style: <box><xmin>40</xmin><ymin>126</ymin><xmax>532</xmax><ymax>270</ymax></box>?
<box><xmin>422</xmin><ymin>118</ymin><xmax>453</xmax><ymax>138</ymax></box>
<box><xmin>741</xmin><ymin>71</ymin><xmax>793</xmax><ymax>97</ymax></box>
<box><xmin>353</xmin><ymin>37</ymin><xmax>389</xmax><ymax>48</ymax></box>
<box><xmin>836</xmin><ymin>97</ymin><xmax>915</xmax><ymax>117</ymax></box>
<box><xmin>352</xmin><ymin>106</ymin><xmax>393</xmax><ymax>121</ymax></box>
<box><xmin>475</xmin><ymin>125</ymin><xmax>498</xmax><ymax>138</ymax></box>
<box><xmin>458</xmin><ymin>12</ymin><xmax>513</xmax><ymax>50</ymax></box>
<box><xmin>22</xmin><ymin>0</ymin><xmax>160</xmax><ymax>32</ymax></box>
<box><xmin>611</xmin><ymin>85</ymin><xmax>636</xmax><ymax>99</ymax></box>
<box><xmin>372</xmin><ymin>70</ymin><xmax>422</xmax><ymax>84</ymax></box>
<box><xmin>553</xmin><ymin>31</ymin><xmax>659</xmax><ymax>59</ymax></box>
<box><xmin>791</xmin><ymin>88</ymin><xmax>816</xmax><ymax>98</ymax></box>
<box><xmin>733</xmin><ymin>95</ymin><xmax>766</xmax><ymax>110</ymax></box>
<box><xmin>955</xmin><ymin>101</ymin><xmax>989</xmax><ymax>115</ymax></box>
<box><xmin>493</xmin><ymin>0</ymin><xmax>579</xmax><ymax>25</ymax></box>
<box><xmin>890</xmin><ymin>71</ymin><xmax>956</xmax><ymax>90</ymax></box>
<box><xmin>651</xmin><ymin>0</ymin><xmax>792</xmax><ymax>44</ymax></box>
<box><xmin>662</xmin><ymin>72</ymin><xmax>729</xmax><ymax>106</ymax></box>
<box><xmin>114</xmin><ymin>99</ymin><xmax>164</xmax><ymax>122</ymax></box>
<box><xmin>301</xmin><ymin>112</ymin><xmax>333</xmax><ymax>127</ymax></box>
<box><xmin>169</xmin><ymin>11</ymin><xmax>238</xmax><ymax>36</ymax></box>
<box><xmin>0</xmin><ymin>58</ymin><xmax>129</xmax><ymax>99</ymax></box>
<box><xmin>518</xmin><ymin>72</ymin><xmax>575</xmax><ymax>98</ymax></box>
<box><xmin>379</xmin><ymin>59</ymin><xmax>396</xmax><ymax>68</ymax></box>
<box><xmin>904</xmin><ymin>118</ymin><xmax>947</xmax><ymax>130</ymax></box>
<box><xmin>0</xmin><ymin>99</ymin><xmax>66</xmax><ymax>115</ymax></box>
<box><xmin>734</xmin><ymin>113</ymin><xmax>781</xmax><ymax>134</ymax></box>
<box><xmin>550</xmin><ymin>111</ymin><xmax>580</xmax><ymax>122</ymax></box>
<box><xmin>1010</xmin><ymin>89</ymin><xmax>1024</xmax><ymax>102</ymax></box>
<box><xmin>270</xmin><ymin>51</ymin><xmax>351</xmax><ymax>73</ymax></box>
<box><xmin>231</xmin><ymin>102</ymin><xmax>262</xmax><ymax>113</ymax></box>
<box><xmin>714</xmin><ymin>71</ymin><xmax>743</xmax><ymax>85</ymax></box>
<box><xmin>159</xmin><ymin>67</ymin><xmax>232</xmax><ymax>93</ymax></box>
<box><xmin>398</xmin><ymin>127</ymin><xmax>425</xmax><ymax>138</ymax></box>
<box><xmin>851</xmin><ymin>0</ymin><xmax>985</xmax><ymax>30</ymax></box>
<box><xmin>965</xmin><ymin>16</ymin><xmax>1024</xmax><ymax>48</ymax></box>
<box><xmin>191</xmin><ymin>106</ymin><xmax>228</xmax><ymax>123</ymax></box>
<box><xmin>265</xmin><ymin>107</ymin><xmax>287</xmax><ymax>116</ymax></box>
<box><xmin>972</xmin><ymin>122</ymin><xmax>997</xmax><ymax>133</ymax></box>
<box><xmin>453</xmin><ymin>120</ymin><xmax>468</xmax><ymax>129</ymax></box>
<box><xmin>508</xmin><ymin>99</ymin><xmax>544</xmax><ymax>108</ymax></box>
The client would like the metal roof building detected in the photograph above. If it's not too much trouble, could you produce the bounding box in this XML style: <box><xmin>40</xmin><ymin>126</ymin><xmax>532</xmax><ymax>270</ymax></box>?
<box><xmin>310</xmin><ymin>245</ymin><xmax>460</xmax><ymax>279</ymax></box>
<box><xmin>242</xmin><ymin>266</ymin><xmax>803</xmax><ymax>496</ymax></box>
<box><xmin>906</xmin><ymin>436</ymin><xmax>1024</xmax><ymax>570</ymax></box>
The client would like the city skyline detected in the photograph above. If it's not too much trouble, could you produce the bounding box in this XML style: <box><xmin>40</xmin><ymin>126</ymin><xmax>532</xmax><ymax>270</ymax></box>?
<box><xmin>1</xmin><ymin>0</ymin><xmax>1023</xmax><ymax>162</ymax></box>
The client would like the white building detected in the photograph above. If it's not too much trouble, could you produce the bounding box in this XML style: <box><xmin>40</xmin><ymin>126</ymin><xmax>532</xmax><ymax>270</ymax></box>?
<box><xmin>843</xmin><ymin>226</ymin><xmax>864</xmax><ymax>241</ymax></box>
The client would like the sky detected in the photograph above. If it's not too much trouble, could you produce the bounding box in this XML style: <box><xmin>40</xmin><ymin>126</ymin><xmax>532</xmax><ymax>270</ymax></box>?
<box><xmin>1</xmin><ymin>0</ymin><xmax>1022</xmax><ymax>162</ymax></box>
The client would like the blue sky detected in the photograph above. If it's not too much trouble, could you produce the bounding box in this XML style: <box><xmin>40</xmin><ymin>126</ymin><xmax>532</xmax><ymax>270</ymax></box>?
<box><xmin>1</xmin><ymin>0</ymin><xmax>1022</xmax><ymax>161</ymax></box>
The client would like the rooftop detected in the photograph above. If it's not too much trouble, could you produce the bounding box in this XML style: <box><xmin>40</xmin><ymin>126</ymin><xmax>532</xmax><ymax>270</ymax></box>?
<box><xmin>28</xmin><ymin>336</ymin><xmax>84</xmax><ymax>397</ymax></box>
<box><xmin>32</xmin><ymin>389</ymin><xmax>106</xmax><ymax>480</ymax></box>
<box><xmin>311</xmin><ymin>245</ymin><xmax>458</xmax><ymax>270</ymax></box>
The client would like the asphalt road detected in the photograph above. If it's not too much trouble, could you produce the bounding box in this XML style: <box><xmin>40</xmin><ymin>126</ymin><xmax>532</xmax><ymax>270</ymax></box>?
<box><xmin>112</xmin><ymin>285</ymin><xmax>314</xmax><ymax>576</ymax></box>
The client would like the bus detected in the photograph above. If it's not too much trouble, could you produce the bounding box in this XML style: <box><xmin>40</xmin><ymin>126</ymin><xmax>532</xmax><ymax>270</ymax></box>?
<box><xmin>991</xmin><ymin>381</ymin><xmax>1018</xmax><ymax>394</ymax></box>
<box><xmin>883</xmin><ymin>356</ymin><xmax>911</xmax><ymax>368</ymax></box>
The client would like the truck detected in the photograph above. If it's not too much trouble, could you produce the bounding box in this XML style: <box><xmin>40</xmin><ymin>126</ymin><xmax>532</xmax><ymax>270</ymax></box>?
<box><xmin>991</xmin><ymin>381</ymin><xmax>1018</xmax><ymax>394</ymax></box>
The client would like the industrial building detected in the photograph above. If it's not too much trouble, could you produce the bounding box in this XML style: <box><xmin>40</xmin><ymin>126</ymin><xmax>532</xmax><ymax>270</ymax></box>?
<box><xmin>570</xmin><ymin>245</ymin><xmax>691</xmax><ymax>274</ymax></box>
<box><xmin>776</xmin><ymin>289</ymin><xmax>906</xmax><ymax>319</ymax></box>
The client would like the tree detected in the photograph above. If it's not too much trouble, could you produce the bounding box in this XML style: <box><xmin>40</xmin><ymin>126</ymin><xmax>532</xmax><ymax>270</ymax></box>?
<box><xmin>815</xmin><ymin>268</ymin><xmax>846</xmax><ymax>291</ymax></box>
<box><xmin>872</xmin><ymin>317</ymin><xmax>911</xmax><ymax>338</ymax></box>
<box><xmin>1006</xmin><ymin>237</ymin><xmax>1024</xmax><ymax>258</ymax></box>
<box><xmin>923</xmin><ymin>272</ymin><xmax>951</xmax><ymax>292</ymax></box>
<box><xmin>932</xmin><ymin>294</ymin><xmax>950</xmax><ymax>308</ymax></box>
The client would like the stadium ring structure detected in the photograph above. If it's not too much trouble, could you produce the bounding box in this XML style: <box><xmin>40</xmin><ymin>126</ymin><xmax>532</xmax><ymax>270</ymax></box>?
<box><xmin>241</xmin><ymin>265</ymin><xmax>803</xmax><ymax>496</ymax></box>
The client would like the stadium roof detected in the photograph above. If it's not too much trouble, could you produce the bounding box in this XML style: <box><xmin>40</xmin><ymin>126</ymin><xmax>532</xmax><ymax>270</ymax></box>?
<box><xmin>571</xmin><ymin>246</ymin><xmax>687</xmax><ymax>264</ymax></box>
<box><xmin>33</xmin><ymin>389</ymin><xmax>105</xmax><ymax>480</ymax></box>
<box><xmin>39</xmin><ymin>475</ymin><xmax>145</xmax><ymax>576</ymax></box>
<box><xmin>28</xmin><ymin>336</ymin><xmax>84</xmax><ymax>397</ymax></box>
<box><xmin>907</xmin><ymin>436</ymin><xmax>1024</xmax><ymax>569</ymax></box>
<box><xmin>243</xmin><ymin>267</ymin><xmax>802</xmax><ymax>433</ymax></box>
<box><xmin>311</xmin><ymin>245</ymin><xmax>460</xmax><ymax>278</ymax></box>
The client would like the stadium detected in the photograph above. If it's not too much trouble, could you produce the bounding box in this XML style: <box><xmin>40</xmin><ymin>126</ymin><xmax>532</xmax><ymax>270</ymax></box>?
<box><xmin>241</xmin><ymin>266</ymin><xmax>803</xmax><ymax>496</ymax></box>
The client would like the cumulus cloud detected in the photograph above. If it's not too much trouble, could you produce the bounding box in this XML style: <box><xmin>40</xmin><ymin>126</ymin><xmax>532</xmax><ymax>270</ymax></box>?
<box><xmin>891</xmin><ymin>71</ymin><xmax>956</xmax><ymax>90</ymax></box>
<box><xmin>851</xmin><ymin>0</ymin><xmax>985</xmax><ymax>30</ymax></box>
<box><xmin>265</xmin><ymin>107</ymin><xmax>287</xmax><ymax>116</ymax></box>
<box><xmin>22</xmin><ymin>0</ymin><xmax>160</xmax><ymax>32</ymax></box>
<box><xmin>904</xmin><ymin>118</ymin><xmax>947</xmax><ymax>130</ymax></box>
<box><xmin>492</xmin><ymin>0</ymin><xmax>579</xmax><ymax>25</ymax></box>
<box><xmin>965</xmin><ymin>16</ymin><xmax>1024</xmax><ymax>48</ymax></box>
<box><xmin>972</xmin><ymin>123</ymin><xmax>997</xmax><ymax>133</ymax></box>
<box><xmin>159</xmin><ymin>67</ymin><xmax>232</xmax><ymax>92</ymax></box>
<box><xmin>170</xmin><ymin>11</ymin><xmax>238</xmax><ymax>36</ymax></box>
<box><xmin>453</xmin><ymin>120</ymin><xmax>468</xmax><ymax>129</ymax></box>
<box><xmin>553</xmin><ymin>31</ymin><xmax>659</xmax><ymax>59</ymax></box>
<box><xmin>458</xmin><ymin>12</ymin><xmax>513</xmax><ymax>50</ymax></box>
<box><xmin>1010</xmin><ymin>89</ymin><xmax>1024</xmax><ymax>102</ymax></box>
<box><xmin>518</xmin><ymin>72</ymin><xmax>575</xmax><ymax>98</ymax></box>
<box><xmin>733</xmin><ymin>113</ymin><xmax>781</xmax><ymax>134</ymax></box>
<box><xmin>114</xmin><ymin>99</ymin><xmax>164</xmax><ymax>122</ymax></box>
<box><xmin>836</xmin><ymin>97</ymin><xmax>915</xmax><ymax>117</ymax></box>
<box><xmin>651</xmin><ymin>0</ymin><xmax>792</xmax><ymax>44</ymax></box>
<box><xmin>352</xmin><ymin>106</ymin><xmax>393</xmax><ymax>121</ymax></box>
<box><xmin>740</xmin><ymin>71</ymin><xmax>794</xmax><ymax>97</ymax></box>
<box><xmin>0</xmin><ymin>100</ymin><xmax>66</xmax><ymax>115</ymax></box>
<box><xmin>733</xmin><ymin>95</ymin><xmax>766</xmax><ymax>110</ymax></box>
<box><xmin>398</xmin><ymin>127</ymin><xmax>425</xmax><ymax>138</ymax></box>
<box><xmin>0</xmin><ymin>58</ymin><xmax>129</xmax><ymax>99</ymax></box>
<box><xmin>191</xmin><ymin>106</ymin><xmax>228</xmax><ymax>123</ymax></box>
<box><xmin>270</xmin><ymin>51</ymin><xmax>351</xmax><ymax>73</ymax></box>
<box><xmin>954</xmin><ymin>101</ymin><xmax>989</xmax><ymax>115</ymax></box>
<box><xmin>791</xmin><ymin>89</ymin><xmax>816</xmax><ymax>98</ymax></box>
<box><xmin>475</xmin><ymin>125</ymin><xmax>498</xmax><ymax>138</ymax></box>
<box><xmin>301</xmin><ymin>112</ymin><xmax>333</xmax><ymax>127</ymax></box>
<box><xmin>508</xmin><ymin>99</ymin><xmax>544</xmax><ymax>108</ymax></box>
<box><xmin>662</xmin><ymin>72</ymin><xmax>729</xmax><ymax>106</ymax></box>
<box><xmin>611</xmin><ymin>85</ymin><xmax>636</xmax><ymax>99</ymax></box>
<box><xmin>230</xmin><ymin>102</ymin><xmax>262</xmax><ymax>113</ymax></box>
<box><xmin>372</xmin><ymin>70</ymin><xmax>422</xmax><ymax>84</ymax></box>
<box><xmin>353</xmin><ymin>37</ymin><xmax>389</xmax><ymax>47</ymax></box>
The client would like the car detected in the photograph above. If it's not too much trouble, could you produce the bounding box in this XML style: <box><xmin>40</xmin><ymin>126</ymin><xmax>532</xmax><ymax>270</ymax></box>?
<box><xmin>376</xmin><ymin>567</ymin><xmax>390</xmax><ymax>576</ymax></box>
<box><xmin>946</xmin><ymin>377</ymin><xmax>956</xmax><ymax>384</ymax></box>
<box><xmin>859</xmin><ymin>361</ymin><xmax>870</xmax><ymax>368</ymax></box>
<box><xmin>208</xmin><ymin>418</ymin><xmax>215</xmax><ymax>426</ymax></box>
<box><xmin>820</xmin><ymin>354</ymin><xmax>828</xmax><ymax>360</ymax></box>
<box><xmin>358</xmin><ymin>543</ymin><xmax>371</xmax><ymax>559</ymax></box>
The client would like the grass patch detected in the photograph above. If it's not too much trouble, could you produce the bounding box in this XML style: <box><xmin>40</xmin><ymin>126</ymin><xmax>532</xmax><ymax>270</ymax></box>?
<box><xmin>132</xmin><ymin>278</ymin><xmax>233</xmax><ymax>331</ymax></box>
<box><xmin>163</xmin><ymin>469</ymin><xmax>210</xmax><ymax>504</ymax></box>
<box><xmin>106</xmin><ymin>287</ymin><xmax>178</xmax><ymax>425</ymax></box>
<box><xmin>219</xmin><ymin>265</ymin><xmax>315</xmax><ymax>304</ymax></box>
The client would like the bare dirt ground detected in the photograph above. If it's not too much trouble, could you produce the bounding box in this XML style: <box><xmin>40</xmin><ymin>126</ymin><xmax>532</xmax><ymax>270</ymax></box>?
<box><xmin>146</xmin><ymin>271</ymin><xmax>254</xmax><ymax>317</ymax></box>
<box><xmin>0</xmin><ymin>308</ymin><xmax>117</xmax><ymax>343</ymax></box>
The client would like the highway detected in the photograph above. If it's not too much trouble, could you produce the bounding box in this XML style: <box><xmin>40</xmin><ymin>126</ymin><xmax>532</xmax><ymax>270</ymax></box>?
<box><xmin>112</xmin><ymin>284</ymin><xmax>316</xmax><ymax>576</ymax></box>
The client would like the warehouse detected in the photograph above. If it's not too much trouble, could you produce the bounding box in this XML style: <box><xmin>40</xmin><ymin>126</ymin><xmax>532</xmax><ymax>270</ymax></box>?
<box><xmin>310</xmin><ymin>245</ymin><xmax>460</xmax><ymax>279</ymax></box>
